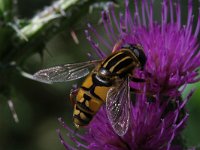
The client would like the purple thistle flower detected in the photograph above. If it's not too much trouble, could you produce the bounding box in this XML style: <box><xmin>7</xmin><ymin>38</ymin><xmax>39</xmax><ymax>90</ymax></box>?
<box><xmin>58</xmin><ymin>0</ymin><xmax>200</xmax><ymax>149</ymax></box>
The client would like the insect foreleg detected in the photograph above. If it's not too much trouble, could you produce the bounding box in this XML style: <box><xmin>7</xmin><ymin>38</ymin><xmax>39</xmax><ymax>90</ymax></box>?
<box><xmin>130</xmin><ymin>87</ymin><xmax>156</xmax><ymax>103</ymax></box>
<box><xmin>130</xmin><ymin>76</ymin><xmax>146</xmax><ymax>83</ymax></box>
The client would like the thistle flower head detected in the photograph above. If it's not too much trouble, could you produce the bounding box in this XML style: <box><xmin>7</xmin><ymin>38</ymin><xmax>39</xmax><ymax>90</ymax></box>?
<box><xmin>58</xmin><ymin>0</ymin><xmax>200</xmax><ymax>149</ymax></box>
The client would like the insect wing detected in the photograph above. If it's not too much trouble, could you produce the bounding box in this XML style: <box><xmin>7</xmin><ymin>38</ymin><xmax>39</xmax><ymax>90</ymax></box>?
<box><xmin>33</xmin><ymin>60</ymin><xmax>101</xmax><ymax>84</ymax></box>
<box><xmin>106</xmin><ymin>78</ymin><xmax>131</xmax><ymax>136</ymax></box>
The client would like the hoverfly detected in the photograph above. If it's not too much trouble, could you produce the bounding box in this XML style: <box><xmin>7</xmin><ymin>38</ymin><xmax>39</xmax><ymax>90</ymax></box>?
<box><xmin>33</xmin><ymin>43</ymin><xmax>147</xmax><ymax>136</ymax></box>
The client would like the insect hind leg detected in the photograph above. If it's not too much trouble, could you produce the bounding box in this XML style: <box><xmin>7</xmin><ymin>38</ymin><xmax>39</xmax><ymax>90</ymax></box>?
<box><xmin>70</xmin><ymin>85</ymin><xmax>79</xmax><ymax>106</ymax></box>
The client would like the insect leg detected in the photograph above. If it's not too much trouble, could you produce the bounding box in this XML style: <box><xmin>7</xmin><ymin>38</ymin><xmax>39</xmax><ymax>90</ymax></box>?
<box><xmin>130</xmin><ymin>87</ymin><xmax>143</xmax><ymax>93</ymax></box>
<box><xmin>70</xmin><ymin>87</ymin><xmax>79</xmax><ymax>106</ymax></box>
<box><xmin>112</xmin><ymin>40</ymin><xmax>123</xmax><ymax>52</ymax></box>
<box><xmin>130</xmin><ymin>76</ymin><xmax>146</xmax><ymax>83</ymax></box>
<box><xmin>130</xmin><ymin>87</ymin><xmax>156</xmax><ymax>103</ymax></box>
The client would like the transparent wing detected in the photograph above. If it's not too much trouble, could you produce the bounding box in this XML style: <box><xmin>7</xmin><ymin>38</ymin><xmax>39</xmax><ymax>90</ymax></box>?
<box><xmin>33</xmin><ymin>60</ymin><xmax>101</xmax><ymax>84</ymax></box>
<box><xmin>106</xmin><ymin>77</ymin><xmax>131</xmax><ymax>136</ymax></box>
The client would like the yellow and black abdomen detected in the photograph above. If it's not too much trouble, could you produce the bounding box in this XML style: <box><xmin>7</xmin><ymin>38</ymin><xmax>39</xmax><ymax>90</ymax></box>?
<box><xmin>73</xmin><ymin>72</ymin><xmax>111</xmax><ymax>127</ymax></box>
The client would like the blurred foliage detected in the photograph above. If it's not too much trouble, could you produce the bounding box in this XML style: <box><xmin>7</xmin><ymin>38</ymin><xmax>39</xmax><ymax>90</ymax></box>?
<box><xmin>0</xmin><ymin>0</ymin><xmax>200</xmax><ymax>150</ymax></box>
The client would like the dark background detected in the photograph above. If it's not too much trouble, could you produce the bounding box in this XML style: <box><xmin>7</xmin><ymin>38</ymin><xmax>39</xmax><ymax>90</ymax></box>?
<box><xmin>0</xmin><ymin>0</ymin><xmax>200</xmax><ymax>150</ymax></box>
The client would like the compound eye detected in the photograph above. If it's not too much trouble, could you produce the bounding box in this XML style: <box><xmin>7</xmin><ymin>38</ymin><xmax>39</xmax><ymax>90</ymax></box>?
<box><xmin>133</xmin><ymin>48</ymin><xmax>147</xmax><ymax>69</ymax></box>
<box><xmin>121</xmin><ymin>43</ymin><xmax>147</xmax><ymax>69</ymax></box>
